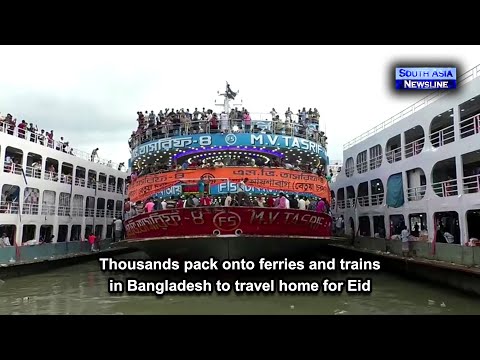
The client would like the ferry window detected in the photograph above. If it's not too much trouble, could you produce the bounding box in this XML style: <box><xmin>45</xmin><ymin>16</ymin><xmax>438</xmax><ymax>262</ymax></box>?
<box><xmin>466</xmin><ymin>210</ymin><xmax>480</xmax><ymax>242</ymax></box>
<box><xmin>373</xmin><ymin>216</ymin><xmax>385</xmax><ymax>238</ymax></box>
<box><xmin>0</xmin><ymin>225</ymin><xmax>16</xmax><ymax>245</ymax></box>
<box><xmin>22</xmin><ymin>225</ymin><xmax>36</xmax><ymax>243</ymax></box>
<box><xmin>71</xmin><ymin>225</ymin><xmax>82</xmax><ymax>241</ymax></box>
<box><xmin>434</xmin><ymin>211</ymin><xmax>460</xmax><ymax>245</ymax></box>
<box><xmin>420</xmin><ymin>175</ymin><xmax>426</xmax><ymax>186</ymax></box>
<box><xmin>358</xmin><ymin>216</ymin><xmax>371</xmax><ymax>236</ymax></box>
<box><xmin>85</xmin><ymin>225</ymin><xmax>93</xmax><ymax>238</ymax></box>
<box><xmin>95</xmin><ymin>225</ymin><xmax>103</xmax><ymax>238</ymax></box>
<box><xmin>57</xmin><ymin>225</ymin><xmax>68</xmax><ymax>242</ymax></box>
<box><xmin>408</xmin><ymin>213</ymin><xmax>427</xmax><ymax>237</ymax></box>
<box><xmin>106</xmin><ymin>225</ymin><xmax>113</xmax><ymax>239</ymax></box>
<box><xmin>389</xmin><ymin>215</ymin><xmax>405</xmax><ymax>236</ymax></box>
<box><xmin>40</xmin><ymin>225</ymin><xmax>53</xmax><ymax>242</ymax></box>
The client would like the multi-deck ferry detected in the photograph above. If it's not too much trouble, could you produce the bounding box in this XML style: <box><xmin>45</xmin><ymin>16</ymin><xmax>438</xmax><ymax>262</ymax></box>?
<box><xmin>0</xmin><ymin>118</ymin><xmax>128</xmax><ymax>262</ymax></box>
<box><xmin>330</xmin><ymin>64</ymin><xmax>480</xmax><ymax>248</ymax></box>
<box><xmin>121</xmin><ymin>83</ymin><xmax>333</xmax><ymax>260</ymax></box>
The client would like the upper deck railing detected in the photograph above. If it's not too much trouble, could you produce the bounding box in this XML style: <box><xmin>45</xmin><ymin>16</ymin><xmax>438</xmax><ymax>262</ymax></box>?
<box><xmin>0</xmin><ymin>121</ymin><xmax>125</xmax><ymax>172</ymax></box>
<box><xmin>130</xmin><ymin>115</ymin><xmax>327</xmax><ymax>152</ymax></box>
<box><xmin>343</xmin><ymin>64</ymin><xmax>480</xmax><ymax>150</ymax></box>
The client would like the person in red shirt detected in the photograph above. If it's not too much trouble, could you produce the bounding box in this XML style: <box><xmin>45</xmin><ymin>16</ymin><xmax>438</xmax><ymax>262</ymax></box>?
<box><xmin>266</xmin><ymin>195</ymin><xmax>275</xmax><ymax>208</ymax></box>
<box><xmin>88</xmin><ymin>233</ymin><xmax>97</xmax><ymax>252</ymax></box>
<box><xmin>200</xmin><ymin>194</ymin><xmax>212</xmax><ymax>206</ymax></box>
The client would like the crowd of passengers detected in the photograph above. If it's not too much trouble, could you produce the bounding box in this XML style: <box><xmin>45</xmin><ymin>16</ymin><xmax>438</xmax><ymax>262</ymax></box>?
<box><xmin>128</xmin><ymin>156</ymin><xmax>336</xmax><ymax>184</ymax></box>
<box><xmin>123</xmin><ymin>191</ymin><xmax>333</xmax><ymax>221</ymax></box>
<box><xmin>128</xmin><ymin>107</ymin><xmax>328</xmax><ymax>150</ymax></box>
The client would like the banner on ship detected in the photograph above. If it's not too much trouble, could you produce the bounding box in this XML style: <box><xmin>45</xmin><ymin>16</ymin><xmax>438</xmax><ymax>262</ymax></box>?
<box><xmin>127</xmin><ymin>167</ymin><xmax>331</xmax><ymax>204</ymax></box>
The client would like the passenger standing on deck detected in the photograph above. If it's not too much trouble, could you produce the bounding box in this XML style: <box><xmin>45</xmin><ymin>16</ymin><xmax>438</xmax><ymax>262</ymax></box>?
<box><xmin>198</xmin><ymin>179</ymin><xmax>205</xmax><ymax>196</ymax></box>
<box><xmin>161</xmin><ymin>198</ymin><xmax>167</xmax><ymax>210</ymax></box>
<box><xmin>114</xmin><ymin>218</ymin><xmax>123</xmax><ymax>242</ymax></box>
<box><xmin>316</xmin><ymin>198</ymin><xmax>326</xmax><ymax>213</ymax></box>
<box><xmin>401</xmin><ymin>225</ymin><xmax>410</xmax><ymax>257</ymax></box>
<box><xmin>1</xmin><ymin>233</ymin><xmax>10</xmax><ymax>247</ymax></box>
<box><xmin>144</xmin><ymin>198</ymin><xmax>155</xmax><ymax>213</ymax></box>
<box><xmin>88</xmin><ymin>232</ymin><xmax>97</xmax><ymax>252</ymax></box>
<box><xmin>298</xmin><ymin>196</ymin><xmax>306</xmax><ymax>210</ymax></box>
<box><xmin>276</xmin><ymin>193</ymin><xmax>288</xmax><ymax>209</ymax></box>
<box><xmin>224</xmin><ymin>193</ymin><xmax>232</xmax><ymax>207</ymax></box>
<box><xmin>166</xmin><ymin>196</ymin><xmax>177</xmax><ymax>209</ymax></box>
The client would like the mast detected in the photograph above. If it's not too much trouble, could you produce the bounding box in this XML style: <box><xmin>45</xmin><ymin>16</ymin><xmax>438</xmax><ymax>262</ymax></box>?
<box><xmin>215</xmin><ymin>81</ymin><xmax>241</xmax><ymax>114</ymax></box>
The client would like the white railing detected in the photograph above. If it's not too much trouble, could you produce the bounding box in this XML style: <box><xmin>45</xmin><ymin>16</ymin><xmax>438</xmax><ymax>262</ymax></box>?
<box><xmin>97</xmin><ymin>183</ymin><xmax>107</xmax><ymax>191</ymax></box>
<box><xmin>22</xmin><ymin>203</ymin><xmax>39</xmax><ymax>215</ymax></box>
<box><xmin>0</xmin><ymin>201</ymin><xmax>19</xmax><ymax>214</ymax></box>
<box><xmin>41</xmin><ymin>204</ymin><xmax>56</xmax><ymax>216</ymax></box>
<box><xmin>370</xmin><ymin>193</ymin><xmax>384</xmax><ymax>206</ymax></box>
<box><xmin>25</xmin><ymin>165</ymin><xmax>42</xmax><ymax>179</ymax></box>
<box><xmin>115</xmin><ymin>210</ymin><xmax>122</xmax><ymax>218</ymax></box>
<box><xmin>0</xmin><ymin>121</ymin><xmax>124</xmax><ymax>171</ymax></box>
<box><xmin>71</xmin><ymin>207</ymin><xmax>84</xmax><ymax>217</ymax></box>
<box><xmin>430</xmin><ymin>124</ymin><xmax>455</xmax><ymax>148</ymax></box>
<box><xmin>356</xmin><ymin>161</ymin><xmax>368</xmax><ymax>174</ymax></box>
<box><xmin>459</xmin><ymin>113</ymin><xmax>480</xmax><ymax>139</ymax></box>
<box><xmin>117</xmin><ymin>187</ymin><xmax>124</xmax><ymax>194</ymax></box>
<box><xmin>106</xmin><ymin>209</ymin><xmax>114</xmax><ymax>218</ymax></box>
<box><xmin>336</xmin><ymin>200</ymin><xmax>345</xmax><ymax>209</ymax></box>
<box><xmin>108</xmin><ymin>184</ymin><xmax>116</xmax><ymax>192</ymax></box>
<box><xmin>44</xmin><ymin>171</ymin><xmax>58</xmax><ymax>182</ymax></box>
<box><xmin>407</xmin><ymin>185</ymin><xmax>426</xmax><ymax>201</ymax></box>
<box><xmin>386</xmin><ymin>148</ymin><xmax>401</xmax><ymax>163</ymax></box>
<box><xmin>96</xmin><ymin>209</ymin><xmax>105</xmax><ymax>217</ymax></box>
<box><xmin>346</xmin><ymin>198</ymin><xmax>356</xmax><ymax>208</ymax></box>
<box><xmin>85</xmin><ymin>208</ymin><xmax>95</xmax><ymax>217</ymax></box>
<box><xmin>75</xmin><ymin>177</ymin><xmax>86</xmax><ymax>187</ymax></box>
<box><xmin>369</xmin><ymin>155</ymin><xmax>382</xmax><ymax>170</ymax></box>
<box><xmin>432</xmin><ymin>179</ymin><xmax>458</xmax><ymax>197</ymax></box>
<box><xmin>463</xmin><ymin>174</ymin><xmax>480</xmax><ymax>194</ymax></box>
<box><xmin>60</xmin><ymin>174</ymin><xmax>73</xmax><ymax>185</ymax></box>
<box><xmin>87</xmin><ymin>181</ymin><xmax>96</xmax><ymax>189</ymax></box>
<box><xmin>57</xmin><ymin>206</ymin><xmax>70</xmax><ymax>216</ymax></box>
<box><xmin>3</xmin><ymin>161</ymin><xmax>22</xmax><ymax>175</ymax></box>
<box><xmin>357</xmin><ymin>195</ymin><xmax>369</xmax><ymax>207</ymax></box>
<box><xmin>343</xmin><ymin>63</ymin><xmax>480</xmax><ymax>149</ymax></box>
<box><xmin>404</xmin><ymin>137</ymin><xmax>425</xmax><ymax>158</ymax></box>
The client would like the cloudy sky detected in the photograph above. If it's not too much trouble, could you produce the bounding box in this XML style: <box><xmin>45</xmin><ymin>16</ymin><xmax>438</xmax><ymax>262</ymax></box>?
<box><xmin>1</xmin><ymin>45</ymin><xmax>479</xmax><ymax>165</ymax></box>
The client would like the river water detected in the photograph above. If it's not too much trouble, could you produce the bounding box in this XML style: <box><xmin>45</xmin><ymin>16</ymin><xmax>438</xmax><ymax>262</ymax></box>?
<box><xmin>1</xmin><ymin>251</ymin><xmax>479</xmax><ymax>315</ymax></box>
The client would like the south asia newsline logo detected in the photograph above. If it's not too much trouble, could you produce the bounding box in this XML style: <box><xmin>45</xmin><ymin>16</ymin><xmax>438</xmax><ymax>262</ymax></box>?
<box><xmin>395</xmin><ymin>67</ymin><xmax>457</xmax><ymax>90</ymax></box>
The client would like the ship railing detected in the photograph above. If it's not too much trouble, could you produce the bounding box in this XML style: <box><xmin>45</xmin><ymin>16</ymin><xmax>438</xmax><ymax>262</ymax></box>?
<box><xmin>462</xmin><ymin>174</ymin><xmax>480</xmax><ymax>194</ymax></box>
<box><xmin>407</xmin><ymin>185</ymin><xmax>427</xmax><ymax>201</ymax></box>
<box><xmin>356</xmin><ymin>161</ymin><xmax>368</xmax><ymax>174</ymax></box>
<box><xmin>0</xmin><ymin>201</ymin><xmax>19</xmax><ymax>214</ymax></box>
<box><xmin>96</xmin><ymin>209</ymin><xmax>105</xmax><ymax>217</ymax></box>
<box><xmin>370</xmin><ymin>193</ymin><xmax>384</xmax><ymax>206</ymax></box>
<box><xmin>44</xmin><ymin>171</ymin><xmax>58</xmax><ymax>182</ymax></box>
<box><xmin>386</xmin><ymin>148</ymin><xmax>402</xmax><ymax>164</ymax></box>
<box><xmin>0</xmin><ymin>121</ymin><xmax>124</xmax><ymax>171</ymax></box>
<box><xmin>75</xmin><ymin>178</ymin><xmax>86</xmax><ymax>187</ymax></box>
<box><xmin>41</xmin><ymin>204</ymin><xmax>56</xmax><ymax>216</ymax></box>
<box><xmin>86</xmin><ymin>181</ymin><xmax>96</xmax><ymax>189</ymax></box>
<box><xmin>3</xmin><ymin>161</ymin><xmax>22</xmax><ymax>175</ymax></box>
<box><xmin>71</xmin><ymin>207</ymin><xmax>84</xmax><ymax>217</ymax></box>
<box><xmin>97</xmin><ymin>182</ymin><xmax>107</xmax><ymax>192</ymax></box>
<box><xmin>459</xmin><ymin>113</ymin><xmax>480</xmax><ymax>139</ymax></box>
<box><xmin>115</xmin><ymin>210</ymin><xmax>122</xmax><ymax>218</ymax></box>
<box><xmin>22</xmin><ymin>203</ymin><xmax>39</xmax><ymax>215</ymax></box>
<box><xmin>357</xmin><ymin>195</ymin><xmax>369</xmax><ymax>207</ymax></box>
<box><xmin>108</xmin><ymin>184</ymin><xmax>116</xmax><ymax>192</ymax></box>
<box><xmin>369</xmin><ymin>155</ymin><xmax>382</xmax><ymax>170</ymax></box>
<box><xmin>432</xmin><ymin>179</ymin><xmax>458</xmax><ymax>197</ymax></box>
<box><xmin>404</xmin><ymin>137</ymin><xmax>425</xmax><ymax>158</ymax></box>
<box><xmin>116</xmin><ymin>187</ymin><xmax>123</xmax><ymax>194</ymax></box>
<box><xmin>85</xmin><ymin>208</ymin><xmax>95</xmax><ymax>217</ymax></box>
<box><xmin>346</xmin><ymin>198</ymin><xmax>356</xmax><ymax>208</ymax></box>
<box><xmin>60</xmin><ymin>174</ymin><xmax>73</xmax><ymax>185</ymax></box>
<box><xmin>336</xmin><ymin>199</ymin><xmax>345</xmax><ymax>209</ymax></box>
<box><xmin>25</xmin><ymin>165</ymin><xmax>42</xmax><ymax>179</ymax></box>
<box><xmin>106</xmin><ymin>209</ymin><xmax>114</xmax><ymax>218</ymax></box>
<box><xmin>343</xmin><ymin>63</ymin><xmax>480</xmax><ymax>150</ymax></box>
<box><xmin>57</xmin><ymin>206</ymin><xmax>71</xmax><ymax>217</ymax></box>
<box><xmin>331</xmin><ymin>199</ymin><xmax>336</xmax><ymax>208</ymax></box>
<box><xmin>131</xmin><ymin>117</ymin><xmax>327</xmax><ymax>151</ymax></box>
<box><xmin>430</xmin><ymin>124</ymin><xmax>455</xmax><ymax>148</ymax></box>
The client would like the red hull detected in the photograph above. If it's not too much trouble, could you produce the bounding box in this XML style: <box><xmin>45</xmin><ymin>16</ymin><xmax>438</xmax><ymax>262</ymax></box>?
<box><xmin>125</xmin><ymin>207</ymin><xmax>332</xmax><ymax>240</ymax></box>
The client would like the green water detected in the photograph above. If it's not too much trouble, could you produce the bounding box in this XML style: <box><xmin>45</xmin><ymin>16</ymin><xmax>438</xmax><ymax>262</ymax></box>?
<box><xmin>0</xmin><ymin>252</ymin><xmax>479</xmax><ymax>315</ymax></box>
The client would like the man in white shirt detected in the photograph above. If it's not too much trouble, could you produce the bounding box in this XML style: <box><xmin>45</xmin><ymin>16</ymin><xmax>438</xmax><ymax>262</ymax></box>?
<box><xmin>224</xmin><ymin>193</ymin><xmax>232</xmax><ymax>207</ymax></box>
<box><xmin>161</xmin><ymin>199</ymin><xmax>167</xmax><ymax>210</ymax></box>
<box><xmin>298</xmin><ymin>196</ymin><xmax>306</xmax><ymax>210</ymax></box>
<box><xmin>114</xmin><ymin>218</ymin><xmax>123</xmax><ymax>242</ymax></box>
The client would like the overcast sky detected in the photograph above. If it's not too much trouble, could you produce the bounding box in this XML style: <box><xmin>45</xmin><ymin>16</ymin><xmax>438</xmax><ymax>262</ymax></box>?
<box><xmin>1</xmin><ymin>45</ymin><xmax>479</xmax><ymax>165</ymax></box>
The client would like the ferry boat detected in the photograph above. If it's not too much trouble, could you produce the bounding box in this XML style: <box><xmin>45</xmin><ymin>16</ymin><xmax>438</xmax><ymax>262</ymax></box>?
<box><xmin>330</xmin><ymin>64</ymin><xmax>480</xmax><ymax>248</ymax></box>
<box><xmin>0</xmin><ymin>118</ymin><xmax>128</xmax><ymax>262</ymax></box>
<box><xmin>121</xmin><ymin>83</ymin><xmax>333</xmax><ymax>260</ymax></box>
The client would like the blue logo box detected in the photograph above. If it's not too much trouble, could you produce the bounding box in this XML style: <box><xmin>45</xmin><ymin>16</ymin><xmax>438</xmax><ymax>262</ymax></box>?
<box><xmin>395</xmin><ymin>67</ymin><xmax>457</xmax><ymax>90</ymax></box>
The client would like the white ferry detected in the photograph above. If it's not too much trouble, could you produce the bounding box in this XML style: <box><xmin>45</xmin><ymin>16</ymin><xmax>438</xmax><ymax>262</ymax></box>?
<box><xmin>0</xmin><ymin>120</ymin><xmax>128</xmax><ymax>251</ymax></box>
<box><xmin>330</xmin><ymin>64</ymin><xmax>480</xmax><ymax>247</ymax></box>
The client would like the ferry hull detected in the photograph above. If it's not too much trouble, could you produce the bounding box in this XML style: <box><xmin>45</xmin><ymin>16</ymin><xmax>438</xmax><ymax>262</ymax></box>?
<box><xmin>121</xmin><ymin>207</ymin><xmax>332</xmax><ymax>260</ymax></box>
